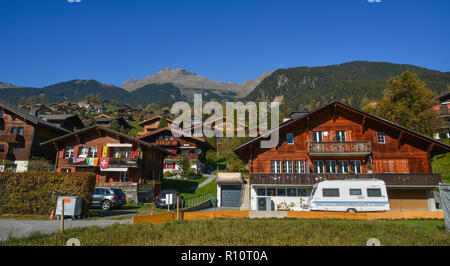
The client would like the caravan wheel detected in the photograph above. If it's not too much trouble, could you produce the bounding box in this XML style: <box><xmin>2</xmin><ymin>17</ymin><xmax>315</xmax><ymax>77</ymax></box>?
<box><xmin>347</xmin><ymin>208</ymin><xmax>356</xmax><ymax>213</ymax></box>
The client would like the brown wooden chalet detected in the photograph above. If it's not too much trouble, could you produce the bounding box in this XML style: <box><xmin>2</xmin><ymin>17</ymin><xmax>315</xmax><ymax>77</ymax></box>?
<box><xmin>41</xmin><ymin>126</ymin><xmax>174</xmax><ymax>200</ymax></box>
<box><xmin>137</xmin><ymin>126</ymin><xmax>214</xmax><ymax>174</ymax></box>
<box><xmin>0</xmin><ymin>100</ymin><xmax>70</xmax><ymax>172</ymax></box>
<box><xmin>137</xmin><ymin>116</ymin><xmax>173</xmax><ymax>136</ymax></box>
<box><xmin>234</xmin><ymin>101</ymin><xmax>450</xmax><ymax>212</ymax></box>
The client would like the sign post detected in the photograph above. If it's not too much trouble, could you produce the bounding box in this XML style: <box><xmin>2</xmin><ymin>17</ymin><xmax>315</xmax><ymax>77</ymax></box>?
<box><xmin>60</xmin><ymin>198</ymin><xmax>64</xmax><ymax>232</ymax></box>
<box><xmin>177</xmin><ymin>195</ymin><xmax>180</xmax><ymax>220</ymax></box>
<box><xmin>166</xmin><ymin>193</ymin><xmax>173</xmax><ymax>213</ymax></box>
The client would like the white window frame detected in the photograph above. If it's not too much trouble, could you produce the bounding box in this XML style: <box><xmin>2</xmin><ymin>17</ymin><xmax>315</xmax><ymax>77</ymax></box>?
<box><xmin>377</xmin><ymin>132</ymin><xmax>386</xmax><ymax>144</ymax></box>
<box><xmin>296</xmin><ymin>160</ymin><xmax>306</xmax><ymax>173</ymax></box>
<box><xmin>78</xmin><ymin>146</ymin><xmax>88</xmax><ymax>158</ymax></box>
<box><xmin>283</xmin><ymin>160</ymin><xmax>294</xmax><ymax>173</ymax></box>
<box><xmin>350</xmin><ymin>160</ymin><xmax>362</xmax><ymax>173</ymax></box>
<box><xmin>313</xmin><ymin>160</ymin><xmax>324</xmax><ymax>173</ymax></box>
<box><xmin>65</xmin><ymin>146</ymin><xmax>74</xmax><ymax>158</ymax></box>
<box><xmin>336</xmin><ymin>131</ymin><xmax>346</xmax><ymax>142</ymax></box>
<box><xmin>313</xmin><ymin>131</ymin><xmax>323</xmax><ymax>142</ymax></box>
<box><xmin>271</xmin><ymin>160</ymin><xmax>281</xmax><ymax>173</ymax></box>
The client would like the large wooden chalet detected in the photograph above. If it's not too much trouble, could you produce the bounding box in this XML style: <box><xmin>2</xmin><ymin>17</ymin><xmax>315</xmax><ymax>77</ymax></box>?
<box><xmin>41</xmin><ymin>126</ymin><xmax>174</xmax><ymax>202</ymax></box>
<box><xmin>0</xmin><ymin>100</ymin><xmax>70</xmax><ymax>172</ymax></box>
<box><xmin>234</xmin><ymin>101</ymin><xmax>450</xmax><ymax>212</ymax></box>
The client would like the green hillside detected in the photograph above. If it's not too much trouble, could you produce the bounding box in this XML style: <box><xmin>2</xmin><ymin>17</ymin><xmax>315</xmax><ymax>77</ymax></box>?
<box><xmin>246</xmin><ymin>61</ymin><xmax>450</xmax><ymax>110</ymax></box>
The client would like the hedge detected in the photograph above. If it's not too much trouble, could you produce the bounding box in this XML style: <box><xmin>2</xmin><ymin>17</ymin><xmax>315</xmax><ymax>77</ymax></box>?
<box><xmin>0</xmin><ymin>172</ymin><xmax>96</xmax><ymax>216</ymax></box>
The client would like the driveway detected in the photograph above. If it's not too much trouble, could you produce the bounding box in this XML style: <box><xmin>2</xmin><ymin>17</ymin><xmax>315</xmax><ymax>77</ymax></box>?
<box><xmin>0</xmin><ymin>218</ymin><xmax>131</xmax><ymax>242</ymax></box>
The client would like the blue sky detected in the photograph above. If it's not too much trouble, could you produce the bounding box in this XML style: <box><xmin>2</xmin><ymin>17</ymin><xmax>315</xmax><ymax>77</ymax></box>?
<box><xmin>0</xmin><ymin>0</ymin><xmax>449</xmax><ymax>88</ymax></box>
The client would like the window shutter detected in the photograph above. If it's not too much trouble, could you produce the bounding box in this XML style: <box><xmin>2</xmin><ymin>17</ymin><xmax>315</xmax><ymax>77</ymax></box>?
<box><xmin>163</xmin><ymin>163</ymin><xmax>166</xmax><ymax>169</ymax></box>
<box><xmin>58</xmin><ymin>149</ymin><xmax>64</xmax><ymax>159</ymax></box>
<box><xmin>172</xmin><ymin>163</ymin><xmax>175</xmax><ymax>169</ymax></box>
<box><xmin>73</xmin><ymin>146</ymin><xmax>79</xmax><ymax>157</ymax></box>
<box><xmin>374</xmin><ymin>132</ymin><xmax>378</xmax><ymax>143</ymax></box>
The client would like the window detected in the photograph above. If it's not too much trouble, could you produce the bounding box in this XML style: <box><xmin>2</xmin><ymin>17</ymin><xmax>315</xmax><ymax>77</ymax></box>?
<box><xmin>377</xmin><ymin>132</ymin><xmax>386</xmax><ymax>144</ymax></box>
<box><xmin>94</xmin><ymin>188</ymin><xmax>105</xmax><ymax>195</ymax></box>
<box><xmin>323</xmin><ymin>188</ymin><xmax>340</xmax><ymax>197</ymax></box>
<box><xmin>295</xmin><ymin>160</ymin><xmax>306</xmax><ymax>173</ymax></box>
<box><xmin>0</xmin><ymin>145</ymin><xmax>4</xmax><ymax>153</ymax></box>
<box><xmin>105</xmin><ymin>189</ymin><xmax>112</xmax><ymax>195</ymax></box>
<box><xmin>0</xmin><ymin>110</ymin><xmax>3</xmax><ymax>117</ymax></box>
<box><xmin>297</xmin><ymin>188</ymin><xmax>307</xmax><ymax>196</ymax></box>
<box><xmin>89</xmin><ymin>146</ymin><xmax>98</xmax><ymax>158</ymax></box>
<box><xmin>123</xmin><ymin>148</ymin><xmax>132</xmax><ymax>158</ymax></box>
<box><xmin>313</xmin><ymin>160</ymin><xmax>324</xmax><ymax>173</ymax></box>
<box><xmin>350</xmin><ymin>160</ymin><xmax>362</xmax><ymax>173</ymax></box>
<box><xmin>367</xmin><ymin>188</ymin><xmax>382</xmax><ymax>197</ymax></box>
<box><xmin>17</xmin><ymin>127</ymin><xmax>24</xmax><ymax>136</ymax></box>
<box><xmin>277</xmin><ymin>188</ymin><xmax>286</xmax><ymax>196</ymax></box>
<box><xmin>337</xmin><ymin>160</ymin><xmax>349</xmax><ymax>173</ymax></box>
<box><xmin>267</xmin><ymin>188</ymin><xmax>276</xmax><ymax>196</ymax></box>
<box><xmin>283</xmin><ymin>160</ymin><xmax>293</xmax><ymax>173</ymax></box>
<box><xmin>13</xmin><ymin>144</ymin><xmax>23</xmax><ymax>154</ymax></box>
<box><xmin>350</xmin><ymin>189</ymin><xmax>362</xmax><ymax>195</ymax></box>
<box><xmin>61</xmin><ymin>168</ymin><xmax>71</xmax><ymax>173</ymax></box>
<box><xmin>270</xmin><ymin>160</ymin><xmax>281</xmax><ymax>173</ymax></box>
<box><xmin>113</xmin><ymin>147</ymin><xmax>122</xmax><ymax>158</ymax></box>
<box><xmin>10</xmin><ymin>127</ymin><xmax>17</xmax><ymax>134</ymax></box>
<box><xmin>78</xmin><ymin>146</ymin><xmax>88</xmax><ymax>158</ymax></box>
<box><xmin>286</xmin><ymin>133</ymin><xmax>294</xmax><ymax>144</ymax></box>
<box><xmin>158</xmin><ymin>136</ymin><xmax>163</xmax><ymax>140</ymax></box>
<box><xmin>256</xmin><ymin>188</ymin><xmax>266</xmax><ymax>196</ymax></box>
<box><xmin>336</xmin><ymin>131</ymin><xmax>346</xmax><ymax>142</ymax></box>
<box><xmin>65</xmin><ymin>146</ymin><xmax>74</xmax><ymax>158</ymax></box>
<box><xmin>120</xmin><ymin>172</ymin><xmax>129</xmax><ymax>182</ymax></box>
<box><xmin>325</xmin><ymin>160</ymin><xmax>337</xmax><ymax>173</ymax></box>
<box><xmin>287</xmin><ymin>188</ymin><xmax>297</xmax><ymax>197</ymax></box>
<box><xmin>313</xmin><ymin>131</ymin><xmax>323</xmax><ymax>142</ymax></box>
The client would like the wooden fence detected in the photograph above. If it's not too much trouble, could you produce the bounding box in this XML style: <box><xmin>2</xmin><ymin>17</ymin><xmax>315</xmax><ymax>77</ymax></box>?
<box><xmin>132</xmin><ymin>210</ymin><xmax>443</xmax><ymax>224</ymax></box>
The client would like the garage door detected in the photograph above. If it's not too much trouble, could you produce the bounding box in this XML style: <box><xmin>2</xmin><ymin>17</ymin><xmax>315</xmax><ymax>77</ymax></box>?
<box><xmin>388</xmin><ymin>189</ymin><xmax>429</xmax><ymax>212</ymax></box>
<box><xmin>221</xmin><ymin>185</ymin><xmax>242</xmax><ymax>207</ymax></box>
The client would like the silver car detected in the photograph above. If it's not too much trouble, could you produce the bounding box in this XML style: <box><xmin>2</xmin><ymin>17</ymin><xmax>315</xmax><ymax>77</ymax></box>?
<box><xmin>92</xmin><ymin>187</ymin><xmax>127</xmax><ymax>211</ymax></box>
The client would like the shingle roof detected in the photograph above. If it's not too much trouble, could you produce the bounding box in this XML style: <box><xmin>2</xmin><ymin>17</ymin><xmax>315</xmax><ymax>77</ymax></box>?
<box><xmin>0</xmin><ymin>100</ymin><xmax>71</xmax><ymax>134</ymax></box>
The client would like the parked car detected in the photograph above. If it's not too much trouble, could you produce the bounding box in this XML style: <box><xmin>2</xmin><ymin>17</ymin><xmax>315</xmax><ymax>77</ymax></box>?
<box><xmin>306</xmin><ymin>179</ymin><xmax>390</xmax><ymax>213</ymax></box>
<box><xmin>91</xmin><ymin>187</ymin><xmax>127</xmax><ymax>211</ymax></box>
<box><xmin>156</xmin><ymin>189</ymin><xmax>183</xmax><ymax>208</ymax></box>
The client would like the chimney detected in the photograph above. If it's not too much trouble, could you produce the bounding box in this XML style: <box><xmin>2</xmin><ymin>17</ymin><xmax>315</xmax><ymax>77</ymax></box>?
<box><xmin>291</xmin><ymin>110</ymin><xmax>310</xmax><ymax>119</ymax></box>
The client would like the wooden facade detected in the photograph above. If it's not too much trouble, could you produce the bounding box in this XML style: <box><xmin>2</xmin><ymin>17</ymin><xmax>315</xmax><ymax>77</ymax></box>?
<box><xmin>137</xmin><ymin>126</ymin><xmax>213</xmax><ymax>173</ymax></box>
<box><xmin>41</xmin><ymin>126</ymin><xmax>173</xmax><ymax>195</ymax></box>
<box><xmin>0</xmin><ymin>101</ymin><xmax>70</xmax><ymax>172</ymax></box>
<box><xmin>234</xmin><ymin>101</ymin><xmax>450</xmax><ymax>212</ymax></box>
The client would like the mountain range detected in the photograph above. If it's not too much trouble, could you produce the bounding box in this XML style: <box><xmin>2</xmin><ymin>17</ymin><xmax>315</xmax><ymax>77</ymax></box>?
<box><xmin>1</xmin><ymin>61</ymin><xmax>449</xmax><ymax>107</ymax></box>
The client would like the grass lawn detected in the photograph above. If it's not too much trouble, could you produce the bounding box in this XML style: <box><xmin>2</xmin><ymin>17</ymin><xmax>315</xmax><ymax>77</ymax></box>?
<box><xmin>1</xmin><ymin>218</ymin><xmax>448</xmax><ymax>246</ymax></box>
<box><xmin>432</xmin><ymin>138</ymin><xmax>450</xmax><ymax>183</ymax></box>
<box><xmin>162</xmin><ymin>176</ymin><xmax>208</xmax><ymax>198</ymax></box>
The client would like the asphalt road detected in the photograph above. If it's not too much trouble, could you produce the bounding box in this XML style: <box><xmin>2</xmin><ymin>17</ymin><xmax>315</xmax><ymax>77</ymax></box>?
<box><xmin>0</xmin><ymin>218</ymin><xmax>132</xmax><ymax>242</ymax></box>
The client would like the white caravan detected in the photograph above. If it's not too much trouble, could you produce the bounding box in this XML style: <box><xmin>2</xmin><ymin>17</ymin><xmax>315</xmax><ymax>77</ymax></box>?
<box><xmin>307</xmin><ymin>179</ymin><xmax>390</xmax><ymax>212</ymax></box>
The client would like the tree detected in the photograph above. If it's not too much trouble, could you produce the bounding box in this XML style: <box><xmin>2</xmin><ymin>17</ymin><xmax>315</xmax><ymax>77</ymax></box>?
<box><xmin>158</xmin><ymin>116</ymin><xmax>168</xmax><ymax>128</ymax></box>
<box><xmin>180</xmin><ymin>155</ymin><xmax>195</xmax><ymax>178</ymax></box>
<box><xmin>371</xmin><ymin>71</ymin><xmax>440</xmax><ymax>136</ymax></box>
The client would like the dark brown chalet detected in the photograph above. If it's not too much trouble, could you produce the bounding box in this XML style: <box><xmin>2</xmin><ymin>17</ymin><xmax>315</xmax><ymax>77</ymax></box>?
<box><xmin>137</xmin><ymin>126</ymin><xmax>213</xmax><ymax>174</ymax></box>
<box><xmin>234</xmin><ymin>101</ymin><xmax>450</xmax><ymax>212</ymax></box>
<box><xmin>0</xmin><ymin>100</ymin><xmax>70</xmax><ymax>172</ymax></box>
<box><xmin>41</xmin><ymin>126</ymin><xmax>173</xmax><ymax>202</ymax></box>
<box><xmin>137</xmin><ymin>116</ymin><xmax>173</xmax><ymax>136</ymax></box>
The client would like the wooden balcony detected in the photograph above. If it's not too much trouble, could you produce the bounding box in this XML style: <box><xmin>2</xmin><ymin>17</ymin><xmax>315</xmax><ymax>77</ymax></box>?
<box><xmin>250</xmin><ymin>173</ymin><xmax>441</xmax><ymax>187</ymax></box>
<box><xmin>155</xmin><ymin>140</ymin><xmax>178</xmax><ymax>146</ymax></box>
<box><xmin>165</xmin><ymin>154</ymin><xmax>199</xmax><ymax>161</ymax></box>
<box><xmin>307</xmin><ymin>141</ymin><xmax>371</xmax><ymax>156</ymax></box>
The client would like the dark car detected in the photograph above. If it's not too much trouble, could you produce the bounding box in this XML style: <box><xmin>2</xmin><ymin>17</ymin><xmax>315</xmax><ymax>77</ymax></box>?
<box><xmin>92</xmin><ymin>187</ymin><xmax>127</xmax><ymax>211</ymax></box>
<box><xmin>156</xmin><ymin>189</ymin><xmax>183</xmax><ymax>208</ymax></box>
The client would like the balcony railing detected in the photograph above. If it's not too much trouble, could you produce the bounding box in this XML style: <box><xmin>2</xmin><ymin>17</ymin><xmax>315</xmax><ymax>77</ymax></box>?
<box><xmin>307</xmin><ymin>141</ymin><xmax>371</xmax><ymax>155</ymax></box>
<box><xmin>155</xmin><ymin>140</ymin><xmax>178</xmax><ymax>146</ymax></box>
<box><xmin>68</xmin><ymin>157</ymin><xmax>139</xmax><ymax>168</ymax></box>
<box><xmin>250</xmin><ymin>173</ymin><xmax>441</xmax><ymax>187</ymax></box>
<box><xmin>165</xmin><ymin>154</ymin><xmax>198</xmax><ymax>160</ymax></box>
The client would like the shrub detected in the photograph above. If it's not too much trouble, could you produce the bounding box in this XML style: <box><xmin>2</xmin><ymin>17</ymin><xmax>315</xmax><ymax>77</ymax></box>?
<box><xmin>0</xmin><ymin>172</ymin><xmax>96</xmax><ymax>216</ymax></box>
<box><xmin>164</xmin><ymin>171</ymin><xmax>174</xmax><ymax>177</ymax></box>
